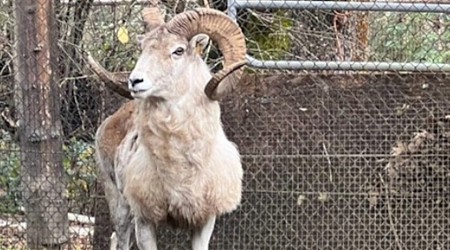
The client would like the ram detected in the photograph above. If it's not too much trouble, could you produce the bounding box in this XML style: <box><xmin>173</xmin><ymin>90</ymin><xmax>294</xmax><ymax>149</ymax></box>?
<box><xmin>88</xmin><ymin>5</ymin><xmax>247</xmax><ymax>250</ymax></box>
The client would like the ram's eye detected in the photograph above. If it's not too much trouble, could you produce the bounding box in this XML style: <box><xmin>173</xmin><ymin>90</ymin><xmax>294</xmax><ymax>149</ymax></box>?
<box><xmin>173</xmin><ymin>47</ymin><xmax>185</xmax><ymax>56</ymax></box>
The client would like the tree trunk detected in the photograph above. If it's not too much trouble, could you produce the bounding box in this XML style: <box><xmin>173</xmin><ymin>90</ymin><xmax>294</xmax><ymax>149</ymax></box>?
<box><xmin>13</xmin><ymin>0</ymin><xmax>68</xmax><ymax>249</ymax></box>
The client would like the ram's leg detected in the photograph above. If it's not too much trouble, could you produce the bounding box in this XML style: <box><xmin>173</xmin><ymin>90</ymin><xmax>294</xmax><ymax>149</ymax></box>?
<box><xmin>135</xmin><ymin>218</ymin><xmax>158</xmax><ymax>250</ymax></box>
<box><xmin>100</xmin><ymin>167</ymin><xmax>133</xmax><ymax>250</ymax></box>
<box><xmin>112</xmin><ymin>194</ymin><xmax>134</xmax><ymax>250</ymax></box>
<box><xmin>192</xmin><ymin>216</ymin><xmax>216</xmax><ymax>250</ymax></box>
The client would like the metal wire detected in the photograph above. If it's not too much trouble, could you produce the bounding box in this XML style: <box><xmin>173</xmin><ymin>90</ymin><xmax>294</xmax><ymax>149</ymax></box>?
<box><xmin>232</xmin><ymin>0</ymin><xmax>450</xmax><ymax>13</ymax></box>
<box><xmin>0</xmin><ymin>0</ymin><xmax>449</xmax><ymax>249</ymax></box>
<box><xmin>244</xmin><ymin>56</ymin><xmax>450</xmax><ymax>71</ymax></box>
<box><xmin>228</xmin><ymin>0</ymin><xmax>450</xmax><ymax>71</ymax></box>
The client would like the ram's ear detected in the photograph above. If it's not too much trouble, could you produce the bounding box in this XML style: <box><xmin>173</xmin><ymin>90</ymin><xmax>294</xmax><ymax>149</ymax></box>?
<box><xmin>189</xmin><ymin>33</ymin><xmax>210</xmax><ymax>55</ymax></box>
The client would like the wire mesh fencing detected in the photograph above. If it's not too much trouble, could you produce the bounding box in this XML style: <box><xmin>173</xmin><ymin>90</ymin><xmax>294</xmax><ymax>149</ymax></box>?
<box><xmin>233</xmin><ymin>0</ymin><xmax>450</xmax><ymax>71</ymax></box>
<box><xmin>0</xmin><ymin>0</ymin><xmax>449</xmax><ymax>249</ymax></box>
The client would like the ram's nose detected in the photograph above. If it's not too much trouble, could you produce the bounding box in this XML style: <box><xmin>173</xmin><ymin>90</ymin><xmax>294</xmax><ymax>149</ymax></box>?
<box><xmin>128</xmin><ymin>69</ymin><xmax>147</xmax><ymax>89</ymax></box>
<box><xmin>128</xmin><ymin>70</ymin><xmax>151</xmax><ymax>96</ymax></box>
<box><xmin>129</xmin><ymin>77</ymin><xmax>144</xmax><ymax>87</ymax></box>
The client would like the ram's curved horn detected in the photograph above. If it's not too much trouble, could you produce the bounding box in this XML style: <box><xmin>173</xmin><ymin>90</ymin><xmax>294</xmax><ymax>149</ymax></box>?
<box><xmin>86</xmin><ymin>53</ymin><xmax>133</xmax><ymax>99</ymax></box>
<box><xmin>165</xmin><ymin>8</ymin><xmax>247</xmax><ymax>100</ymax></box>
<box><xmin>143</xmin><ymin>0</ymin><xmax>165</xmax><ymax>32</ymax></box>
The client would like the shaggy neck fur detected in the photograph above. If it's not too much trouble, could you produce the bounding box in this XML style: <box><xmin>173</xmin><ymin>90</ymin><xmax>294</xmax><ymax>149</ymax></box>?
<box><xmin>135</xmin><ymin>59</ymin><xmax>222</xmax><ymax>171</ymax></box>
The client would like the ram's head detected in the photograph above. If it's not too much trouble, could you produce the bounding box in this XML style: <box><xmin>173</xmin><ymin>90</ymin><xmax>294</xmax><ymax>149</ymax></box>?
<box><xmin>87</xmin><ymin>7</ymin><xmax>247</xmax><ymax>101</ymax></box>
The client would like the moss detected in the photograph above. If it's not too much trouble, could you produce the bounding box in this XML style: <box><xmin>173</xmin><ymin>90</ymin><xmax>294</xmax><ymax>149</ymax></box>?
<box><xmin>246</xmin><ymin>10</ymin><xmax>293</xmax><ymax>60</ymax></box>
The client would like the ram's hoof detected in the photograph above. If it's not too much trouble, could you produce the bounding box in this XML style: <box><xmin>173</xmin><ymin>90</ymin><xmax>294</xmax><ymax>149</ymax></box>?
<box><xmin>110</xmin><ymin>232</ymin><xmax>118</xmax><ymax>250</ymax></box>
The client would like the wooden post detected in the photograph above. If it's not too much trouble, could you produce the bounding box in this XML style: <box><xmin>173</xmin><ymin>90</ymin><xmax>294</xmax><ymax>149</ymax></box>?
<box><xmin>13</xmin><ymin>0</ymin><xmax>69</xmax><ymax>249</ymax></box>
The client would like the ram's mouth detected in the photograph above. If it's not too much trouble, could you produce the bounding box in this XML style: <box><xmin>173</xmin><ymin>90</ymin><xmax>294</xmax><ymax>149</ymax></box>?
<box><xmin>130</xmin><ymin>89</ymin><xmax>147</xmax><ymax>94</ymax></box>
<box><xmin>129</xmin><ymin>89</ymin><xmax>147</xmax><ymax>98</ymax></box>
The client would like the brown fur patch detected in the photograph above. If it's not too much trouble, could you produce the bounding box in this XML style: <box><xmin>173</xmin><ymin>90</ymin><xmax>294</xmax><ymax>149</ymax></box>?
<box><xmin>98</xmin><ymin>101</ymin><xmax>136</xmax><ymax>163</ymax></box>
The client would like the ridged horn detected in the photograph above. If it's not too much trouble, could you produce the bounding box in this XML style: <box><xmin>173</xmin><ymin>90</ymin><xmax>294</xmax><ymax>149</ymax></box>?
<box><xmin>165</xmin><ymin>8</ymin><xmax>247</xmax><ymax>100</ymax></box>
<box><xmin>143</xmin><ymin>6</ymin><xmax>165</xmax><ymax>32</ymax></box>
<box><xmin>86</xmin><ymin>53</ymin><xmax>133</xmax><ymax>99</ymax></box>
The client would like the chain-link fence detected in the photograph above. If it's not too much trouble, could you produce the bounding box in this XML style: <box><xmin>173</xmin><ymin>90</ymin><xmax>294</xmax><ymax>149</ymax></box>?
<box><xmin>0</xmin><ymin>0</ymin><xmax>449</xmax><ymax>249</ymax></box>
<box><xmin>231</xmin><ymin>0</ymin><xmax>450</xmax><ymax>71</ymax></box>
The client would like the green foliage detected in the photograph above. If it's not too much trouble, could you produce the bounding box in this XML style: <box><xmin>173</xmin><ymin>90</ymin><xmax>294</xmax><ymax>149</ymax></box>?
<box><xmin>370</xmin><ymin>13</ymin><xmax>450</xmax><ymax>63</ymax></box>
<box><xmin>0</xmin><ymin>237</ymin><xmax>24</xmax><ymax>250</ymax></box>
<box><xmin>0</xmin><ymin>133</ymin><xmax>97</xmax><ymax>215</ymax></box>
<box><xmin>83</xmin><ymin>5</ymin><xmax>145</xmax><ymax>72</ymax></box>
<box><xmin>245</xmin><ymin>10</ymin><xmax>293</xmax><ymax>60</ymax></box>
<box><xmin>0</xmin><ymin>132</ymin><xmax>21</xmax><ymax>214</ymax></box>
<box><xmin>0</xmin><ymin>2</ymin><xmax>12</xmax><ymax>34</ymax></box>
<box><xmin>63</xmin><ymin>138</ymin><xmax>97</xmax><ymax>214</ymax></box>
